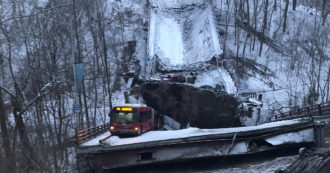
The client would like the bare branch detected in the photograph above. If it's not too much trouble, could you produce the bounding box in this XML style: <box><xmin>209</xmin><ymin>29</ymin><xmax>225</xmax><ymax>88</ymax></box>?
<box><xmin>0</xmin><ymin>5</ymin><xmax>72</xmax><ymax>25</ymax></box>
<box><xmin>18</xmin><ymin>90</ymin><xmax>52</xmax><ymax>116</ymax></box>
<box><xmin>18</xmin><ymin>80</ymin><xmax>68</xmax><ymax>116</ymax></box>
<box><xmin>0</xmin><ymin>85</ymin><xmax>16</xmax><ymax>97</ymax></box>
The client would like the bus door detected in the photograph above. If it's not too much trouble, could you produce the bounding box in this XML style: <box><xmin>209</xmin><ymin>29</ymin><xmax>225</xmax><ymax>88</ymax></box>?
<box><xmin>139</xmin><ymin>110</ymin><xmax>145</xmax><ymax>132</ymax></box>
<box><xmin>145</xmin><ymin>110</ymin><xmax>152</xmax><ymax>130</ymax></box>
<box><xmin>151</xmin><ymin>109</ymin><xmax>155</xmax><ymax>130</ymax></box>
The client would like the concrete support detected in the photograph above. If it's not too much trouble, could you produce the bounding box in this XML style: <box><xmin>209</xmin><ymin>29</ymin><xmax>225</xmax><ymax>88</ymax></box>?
<box><xmin>314</xmin><ymin>124</ymin><xmax>325</xmax><ymax>147</ymax></box>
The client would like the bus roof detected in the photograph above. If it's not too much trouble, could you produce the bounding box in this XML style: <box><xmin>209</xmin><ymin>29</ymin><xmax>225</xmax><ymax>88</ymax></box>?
<box><xmin>115</xmin><ymin>103</ymin><xmax>148</xmax><ymax>108</ymax></box>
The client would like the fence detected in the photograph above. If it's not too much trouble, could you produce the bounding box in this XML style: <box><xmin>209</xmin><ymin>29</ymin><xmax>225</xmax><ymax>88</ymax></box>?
<box><xmin>270</xmin><ymin>103</ymin><xmax>330</xmax><ymax>122</ymax></box>
<box><xmin>239</xmin><ymin>92</ymin><xmax>263</xmax><ymax>101</ymax></box>
<box><xmin>75</xmin><ymin>123</ymin><xmax>110</xmax><ymax>145</ymax></box>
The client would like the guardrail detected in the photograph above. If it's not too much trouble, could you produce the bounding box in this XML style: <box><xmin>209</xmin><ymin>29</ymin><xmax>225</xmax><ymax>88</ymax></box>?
<box><xmin>75</xmin><ymin>123</ymin><xmax>110</xmax><ymax>145</ymax></box>
<box><xmin>270</xmin><ymin>103</ymin><xmax>330</xmax><ymax>122</ymax></box>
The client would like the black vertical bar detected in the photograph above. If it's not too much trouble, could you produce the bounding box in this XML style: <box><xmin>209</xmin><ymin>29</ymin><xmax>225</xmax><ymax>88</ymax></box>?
<box><xmin>307</xmin><ymin>107</ymin><xmax>311</xmax><ymax>117</ymax></box>
<box><xmin>318</xmin><ymin>104</ymin><xmax>322</xmax><ymax>116</ymax></box>
<box><xmin>75</xmin><ymin>128</ymin><xmax>79</xmax><ymax>145</ymax></box>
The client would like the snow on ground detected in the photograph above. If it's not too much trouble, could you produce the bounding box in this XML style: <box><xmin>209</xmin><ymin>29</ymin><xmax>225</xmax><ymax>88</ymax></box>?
<box><xmin>244</xmin><ymin>77</ymin><xmax>271</xmax><ymax>92</ymax></box>
<box><xmin>183</xmin><ymin>6</ymin><xmax>223</xmax><ymax>64</ymax></box>
<box><xmin>81</xmin><ymin>118</ymin><xmax>308</xmax><ymax>146</ymax></box>
<box><xmin>150</xmin><ymin>11</ymin><xmax>184</xmax><ymax>65</ymax></box>
<box><xmin>217</xmin><ymin>67</ymin><xmax>236</xmax><ymax>94</ymax></box>
<box><xmin>230</xmin><ymin>142</ymin><xmax>248</xmax><ymax>154</ymax></box>
<box><xmin>112</xmin><ymin>91</ymin><xmax>126</xmax><ymax>106</ymax></box>
<box><xmin>194</xmin><ymin>68</ymin><xmax>236</xmax><ymax>94</ymax></box>
<box><xmin>148</xmin><ymin>1</ymin><xmax>222</xmax><ymax>68</ymax></box>
<box><xmin>81</xmin><ymin>131</ymin><xmax>111</xmax><ymax>146</ymax></box>
<box><xmin>198</xmin><ymin>155</ymin><xmax>298</xmax><ymax>173</ymax></box>
<box><xmin>266</xmin><ymin>128</ymin><xmax>314</xmax><ymax>146</ymax></box>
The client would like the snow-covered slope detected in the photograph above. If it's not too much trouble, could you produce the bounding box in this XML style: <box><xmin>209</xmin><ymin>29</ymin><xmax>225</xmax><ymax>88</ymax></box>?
<box><xmin>212</xmin><ymin>0</ymin><xmax>330</xmax><ymax>123</ymax></box>
<box><xmin>194</xmin><ymin>68</ymin><xmax>236</xmax><ymax>94</ymax></box>
<box><xmin>149</xmin><ymin>10</ymin><xmax>184</xmax><ymax>65</ymax></box>
<box><xmin>148</xmin><ymin>0</ymin><xmax>222</xmax><ymax>68</ymax></box>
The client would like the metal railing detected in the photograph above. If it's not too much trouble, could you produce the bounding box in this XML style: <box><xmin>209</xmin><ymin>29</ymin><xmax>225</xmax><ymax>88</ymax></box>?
<box><xmin>270</xmin><ymin>103</ymin><xmax>330</xmax><ymax>122</ymax></box>
<box><xmin>238</xmin><ymin>92</ymin><xmax>263</xmax><ymax>101</ymax></box>
<box><xmin>239</xmin><ymin>92</ymin><xmax>257</xmax><ymax>99</ymax></box>
<box><xmin>75</xmin><ymin>123</ymin><xmax>110</xmax><ymax>145</ymax></box>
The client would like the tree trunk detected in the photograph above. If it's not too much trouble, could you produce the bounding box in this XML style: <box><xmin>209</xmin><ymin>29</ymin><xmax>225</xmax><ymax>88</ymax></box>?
<box><xmin>322</xmin><ymin>0</ymin><xmax>329</xmax><ymax>25</ymax></box>
<box><xmin>252</xmin><ymin>0</ymin><xmax>257</xmax><ymax>50</ymax></box>
<box><xmin>242</xmin><ymin>0</ymin><xmax>250</xmax><ymax>57</ymax></box>
<box><xmin>326</xmin><ymin>69</ymin><xmax>330</xmax><ymax>102</ymax></box>
<box><xmin>283</xmin><ymin>0</ymin><xmax>289</xmax><ymax>33</ymax></box>
<box><xmin>0</xmin><ymin>89</ymin><xmax>16</xmax><ymax>173</ymax></box>
<box><xmin>82</xmin><ymin>80</ymin><xmax>90</xmax><ymax>128</ymax></box>
<box><xmin>293</xmin><ymin>0</ymin><xmax>297</xmax><ymax>11</ymax></box>
<box><xmin>259</xmin><ymin>0</ymin><xmax>268</xmax><ymax>56</ymax></box>
<box><xmin>0</xmin><ymin>51</ymin><xmax>15</xmax><ymax>172</ymax></box>
<box><xmin>13</xmin><ymin>105</ymin><xmax>36</xmax><ymax>171</ymax></box>
<box><xmin>242</xmin><ymin>33</ymin><xmax>249</xmax><ymax>58</ymax></box>
<box><xmin>97</xmin><ymin>4</ymin><xmax>112</xmax><ymax>111</ymax></box>
<box><xmin>222</xmin><ymin>2</ymin><xmax>231</xmax><ymax>59</ymax></box>
<box><xmin>86</xmin><ymin>5</ymin><xmax>100</xmax><ymax>126</ymax></box>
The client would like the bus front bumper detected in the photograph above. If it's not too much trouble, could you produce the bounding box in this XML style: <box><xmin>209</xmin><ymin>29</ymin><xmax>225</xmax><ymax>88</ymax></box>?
<box><xmin>110</xmin><ymin>130</ymin><xmax>139</xmax><ymax>136</ymax></box>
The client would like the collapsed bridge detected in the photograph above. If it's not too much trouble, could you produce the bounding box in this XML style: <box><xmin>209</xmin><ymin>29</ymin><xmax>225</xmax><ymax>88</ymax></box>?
<box><xmin>72</xmin><ymin>1</ymin><xmax>330</xmax><ymax>172</ymax></box>
<box><xmin>75</xmin><ymin>103</ymin><xmax>330</xmax><ymax>173</ymax></box>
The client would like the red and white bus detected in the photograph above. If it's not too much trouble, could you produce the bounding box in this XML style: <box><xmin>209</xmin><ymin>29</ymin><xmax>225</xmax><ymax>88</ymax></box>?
<box><xmin>109</xmin><ymin>104</ymin><xmax>162</xmax><ymax>136</ymax></box>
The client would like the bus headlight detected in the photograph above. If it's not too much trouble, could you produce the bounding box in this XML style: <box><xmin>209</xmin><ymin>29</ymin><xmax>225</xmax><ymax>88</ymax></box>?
<box><xmin>110</xmin><ymin>126</ymin><xmax>115</xmax><ymax>130</ymax></box>
<box><xmin>134</xmin><ymin>127</ymin><xmax>139</xmax><ymax>131</ymax></box>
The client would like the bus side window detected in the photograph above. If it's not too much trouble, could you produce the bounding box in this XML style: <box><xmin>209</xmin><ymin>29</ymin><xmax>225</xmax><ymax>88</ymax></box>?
<box><xmin>146</xmin><ymin>111</ymin><xmax>151</xmax><ymax>121</ymax></box>
<box><xmin>139</xmin><ymin>111</ymin><xmax>144</xmax><ymax>123</ymax></box>
<box><xmin>141</xmin><ymin>111</ymin><xmax>149</xmax><ymax>122</ymax></box>
<box><xmin>143</xmin><ymin>111</ymin><xmax>147</xmax><ymax>122</ymax></box>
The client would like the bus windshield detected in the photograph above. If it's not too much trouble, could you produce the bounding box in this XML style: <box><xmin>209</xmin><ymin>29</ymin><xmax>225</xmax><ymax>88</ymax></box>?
<box><xmin>111</xmin><ymin>111</ymin><xmax>138</xmax><ymax>124</ymax></box>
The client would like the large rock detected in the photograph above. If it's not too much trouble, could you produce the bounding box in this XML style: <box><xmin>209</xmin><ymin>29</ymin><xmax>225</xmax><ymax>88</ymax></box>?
<box><xmin>140</xmin><ymin>82</ymin><xmax>241</xmax><ymax>128</ymax></box>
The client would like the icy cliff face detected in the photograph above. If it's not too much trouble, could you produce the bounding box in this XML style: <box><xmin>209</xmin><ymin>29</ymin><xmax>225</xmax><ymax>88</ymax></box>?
<box><xmin>148</xmin><ymin>0</ymin><xmax>222</xmax><ymax>68</ymax></box>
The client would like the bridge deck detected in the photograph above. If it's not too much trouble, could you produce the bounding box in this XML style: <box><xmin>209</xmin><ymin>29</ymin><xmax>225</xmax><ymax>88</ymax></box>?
<box><xmin>78</xmin><ymin>118</ymin><xmax>313</xmax><ymax>153</ymax></box>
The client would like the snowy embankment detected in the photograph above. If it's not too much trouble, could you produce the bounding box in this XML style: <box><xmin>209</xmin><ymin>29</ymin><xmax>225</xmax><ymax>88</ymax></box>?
<box><xmin>81</xmin><ymin>118</ymin><xmax>311</xmax><ymax>147</ymax></box>
<box><xmin>213</xmin><ymin>0</ymin><xmax>330</xmax><ymax>112</ymax></box>
<box><xmin>147</xmin><ymin>0</ymin><xmax>236</xmax><ymax>94</ymax></box>
<box><xmin>194</xmin><ymin>68</ymin><xmax>237</xmax><ymax>94</ymax></box>
<box><xmin>148</xmin><ymin>0</ymin><xmax>222</xmax><ymax>67</ymax></box>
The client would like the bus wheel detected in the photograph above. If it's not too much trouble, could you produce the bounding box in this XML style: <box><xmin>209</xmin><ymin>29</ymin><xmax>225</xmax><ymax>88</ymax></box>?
<box><xmin>139</xmin><ymin>125</ymin><xmax>143</xmax><ymax>135</ymax></box>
